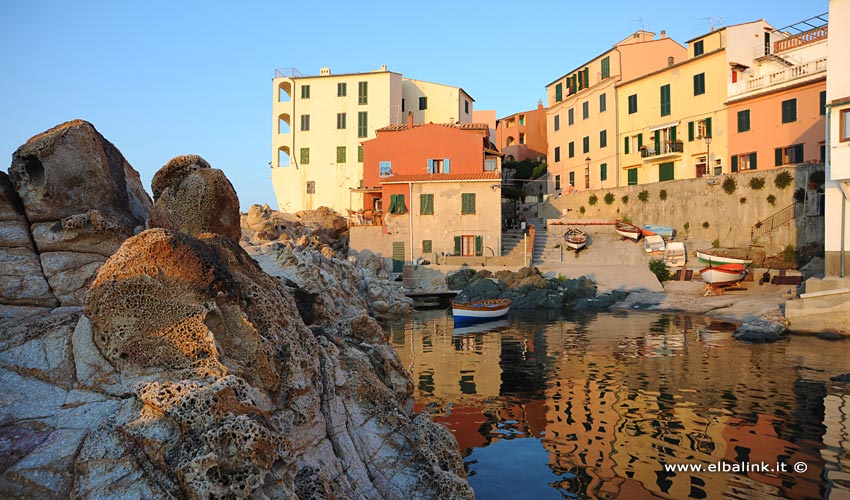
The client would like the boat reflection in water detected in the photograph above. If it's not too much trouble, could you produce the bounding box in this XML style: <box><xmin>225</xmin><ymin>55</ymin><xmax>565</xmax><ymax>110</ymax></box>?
<box><xmin>387</xmin><ymin>310</ymin><xmax>850</xmax><ymax>500</ymax></box>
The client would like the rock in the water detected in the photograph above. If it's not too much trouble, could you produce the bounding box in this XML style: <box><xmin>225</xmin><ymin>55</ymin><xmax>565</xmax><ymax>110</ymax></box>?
<box><xmin>148</xmin><ymin>154</ymin><xmax>241</xmax><ymax>241</ymax></box>
<box><xmin>446</xmin><ymin>268</ymin><xmax>477</xmax><ymax>290</ymax></box>
<box><xmin>733</xmin><ymin>319</ymin><xmax>787</xmax><ymax>342</ymax></box>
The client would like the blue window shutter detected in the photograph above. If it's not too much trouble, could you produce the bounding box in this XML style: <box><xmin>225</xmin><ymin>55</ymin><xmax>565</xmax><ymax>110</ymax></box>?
<box><xmin>427</xmin><ymin>159</ymin><xmax>434</xmax><ymax>174</ymax></box>
<box><xmin>444</xmin><ymin>158</ymin><xmax>450</xmax><ymax>173</ymax></box>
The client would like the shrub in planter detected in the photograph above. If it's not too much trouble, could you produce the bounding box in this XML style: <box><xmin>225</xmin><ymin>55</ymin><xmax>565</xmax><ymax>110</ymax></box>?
<box><xmin>621</xmin><ymin>195</ymin><xmax>629</xmax><ymax>205</ymax></box>
<box><xmin>604</xmin><ymin>192</ymin><xmax>615</xmax><ymax>205</ymax></box>
<box><xmin>722</xmin><ymin>177</ymin><xmax>737</xmax><ymax>194</ymax></box>
<box><xmin>775</xmin><ymin>171</ymin><xmax>793</xmax><ymax>189</ymax></box>
<box><xmin>767</xmin><ymin>194</ymin><xmax>776</xmax><ymax>206</ymax></box>
<box><xmin>638</xmin><ymin>190</ymin><xmax>649</xmax><ymax>203</ymax></box>
<box><xmin>659</xmin><ymin>189</ymin><xmax>668</xmax><ymax>201</ymax></box>
<box><xmin>649</xmin><ymin>258</ymin><xmax>671</xmax><ymax>282</ymax></box>
<box><xmin>749</xmin><ymin>177</ymin><xmax>766</xmax><ymax>190</ymax></box>
<box><xmin>588</xmin><ymin>194</ymin><xmax>598</xmax><ymax>206</ymax></box>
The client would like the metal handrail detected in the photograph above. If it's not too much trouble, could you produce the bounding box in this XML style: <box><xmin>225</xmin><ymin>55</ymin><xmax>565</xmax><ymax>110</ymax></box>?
<box><xmin>751</xmin><ymin>201</ymin><xmax>802</xmax><ymax>242</ymax></box>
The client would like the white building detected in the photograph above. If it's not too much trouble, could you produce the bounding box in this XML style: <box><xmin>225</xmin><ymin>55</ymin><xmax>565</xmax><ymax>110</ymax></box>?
<box><xmin>826</xmin><ymin>1</ymin><xmax>850</xmax><ymax>276</ymax></box>
<box><xmin>271</xmin><ymin>66</ymin><xmax>474</xmax><ymax>214</ymax></box>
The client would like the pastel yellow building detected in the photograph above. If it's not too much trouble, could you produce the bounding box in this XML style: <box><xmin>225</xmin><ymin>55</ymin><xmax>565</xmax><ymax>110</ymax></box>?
<box><xmin>616</xmin><ymin>20</ymin><xmax>772</xmax><ymax>187</ymax></box>
<box><xmin>271</xmin><ymin>66</ymin><xmax>474</xmax><ymax>214</ymax></box>
<box><xmin>545</xmin><ymin>31</ymin><xmax>686</xmax><ymax>193</ymax></box>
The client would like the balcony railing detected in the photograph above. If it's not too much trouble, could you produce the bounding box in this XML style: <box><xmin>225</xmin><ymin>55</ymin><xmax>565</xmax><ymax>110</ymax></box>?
<box><xmin>641</xmin><ymin>141</ymin><xmax>684</xmax><ymax>159</ymax></box>
<box><xmin>775</xmin><ymin>26</ymin><xmax>828</xmax><ymax>53</ymax></box>
<box><xmin>728</xmin><ymin>57</ymin><xmax>826</xmax><ymax>97</ymax></box>
<box><xmin>274</xmin><ymin>67</ymin><xmax>304</xmax><ymax>78</ymax></box>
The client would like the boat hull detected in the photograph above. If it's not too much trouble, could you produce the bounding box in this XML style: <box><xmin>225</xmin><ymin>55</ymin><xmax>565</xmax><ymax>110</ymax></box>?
<box><xmin>564</xmin><ymin>228</ymin><xmax>588</xmax><ymax>250</ymax></box>
<box><xmin>615</xmin><ymin>222</ymin><xmax>642</xmax><ymax>241</ymax></box>
<box><xmin>642</xmin><ymin>224</ymin><xmax>675</xmax><ymax>239</ymax></box>
<box><xmin>699</xmin><ymin>264</ymin><xmax>748</xmax><ymax>284</ymax></box>
<box><xmin>452</xmin><ymin>299</ymin><xmax>511</xmax><ymax>324</ymax></box>
<box><xmin>696</xmin><ymin>250</ymin><xmax>753</xmax><ymax>267</ymax></box>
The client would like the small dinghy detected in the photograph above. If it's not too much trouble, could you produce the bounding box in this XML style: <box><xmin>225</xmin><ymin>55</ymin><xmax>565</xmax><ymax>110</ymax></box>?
<box><xmin>614</xmin><ymin>220</ymin><xmax>642</xmax><ymax>241</ymax></box>
<box><xmin>452</xmin><ymin>298</ymin><xmax>511</xmax><ymax>325</ymax></box>
<box><xmin>642</xmin><ymin>224</ymin><xmax>675</xmax><ymax>239</ymax></box>
<box><xmin>643</xmin><ymin>234</ymin><xmax>666</xmax><ymax>254</ymax></box>
<box><xmin>564</xmin><ymin>227</ymin><xmax>588</xmax><ymax>250</ymax></box>
<box><xmin>664</xmin><ymin>242</ymin><xmax>687</xmax><ymax>267</ymax></box>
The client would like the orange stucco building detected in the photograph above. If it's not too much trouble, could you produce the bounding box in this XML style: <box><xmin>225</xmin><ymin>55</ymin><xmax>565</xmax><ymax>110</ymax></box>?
<box><xmin>496</xmin><ymin>102</ymin><xmax>548</xmax><ymax>163</ymax></box>
<box><xmin>726</xmin><ymin>19</ymin><xmax>828</xmax><ymax>172</ymax></box>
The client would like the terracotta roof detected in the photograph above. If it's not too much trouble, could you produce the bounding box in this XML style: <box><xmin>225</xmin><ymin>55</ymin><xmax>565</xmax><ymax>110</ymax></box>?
<box><xmin>376</xmin><ymin>122</ymin><xmax>490</xmax><ymax>132</ymax></box>
<box><xmin>380</xmin><ymin>172</ymin><xmax>501</xmax><ymax>183</ymax></box>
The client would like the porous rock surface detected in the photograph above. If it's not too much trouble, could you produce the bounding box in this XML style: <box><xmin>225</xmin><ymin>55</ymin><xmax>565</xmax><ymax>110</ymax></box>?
<box><xmin>241</xmin><ymin>203</ymin><xmax>349</xmax><ymax>257</ymax></box>
<box><xmin>149</xmin><ymin>154</ymin><xmax>241</xmax><ymax>242</ymax></box>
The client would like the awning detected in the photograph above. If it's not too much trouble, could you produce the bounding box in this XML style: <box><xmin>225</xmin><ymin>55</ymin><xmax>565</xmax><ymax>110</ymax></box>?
<box><xmin>649</xmin><ymin>121</ymin><xmax>680</xmax><ymax>132</ymax></box>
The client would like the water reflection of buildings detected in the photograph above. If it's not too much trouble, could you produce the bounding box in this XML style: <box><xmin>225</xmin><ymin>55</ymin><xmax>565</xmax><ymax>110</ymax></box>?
<box><xmin>389</xmin><ymin>311</ymin><xmax>850</xmax><ymax>499</ymax></box>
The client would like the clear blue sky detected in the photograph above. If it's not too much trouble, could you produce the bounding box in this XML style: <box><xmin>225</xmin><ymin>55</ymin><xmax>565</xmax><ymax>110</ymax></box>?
<box><xmin>0</xmin><ymin>1</ymin><xmax>827</xmax><ymax>210</ymax></box>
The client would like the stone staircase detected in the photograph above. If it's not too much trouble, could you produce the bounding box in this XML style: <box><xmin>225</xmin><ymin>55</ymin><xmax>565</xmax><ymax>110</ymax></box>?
<box><xmin>501</xmin><ymin>229</ymin><xmax>524</xmax><ymax>257</ymax></box>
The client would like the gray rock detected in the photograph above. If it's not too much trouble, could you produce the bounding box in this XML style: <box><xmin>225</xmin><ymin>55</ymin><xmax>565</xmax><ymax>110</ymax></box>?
<box><xmin>446</xmin><ymin>268</ymin><xmax>477</xmax><ymax>290</ymax></box>
<box><xmin>733</xmin><ymin>319</ymin><xmax>787</xmax><ymax>342</ymax></box>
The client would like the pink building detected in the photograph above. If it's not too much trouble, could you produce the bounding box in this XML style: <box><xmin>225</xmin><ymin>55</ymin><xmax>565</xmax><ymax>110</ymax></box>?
<box><xmin>496</xmin><ymin>102</ymin><xmax>548</xmax><ymax>163</ymax></box>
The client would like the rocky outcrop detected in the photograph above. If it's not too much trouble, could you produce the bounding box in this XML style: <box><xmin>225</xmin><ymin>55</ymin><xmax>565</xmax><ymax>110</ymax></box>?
<box><xmin>241</xmin><ymin>204</ymin><xmax>348</xmax><ymax>256</ymax></box>
<box><xmin>3</xmin><ymin>120</ymin><xmax>152</xmax><ymax>306</ymax></box>
<box><xmin>149</xmin><ymin>155</ymin><xmax>241</xmax><ymax>241</ymax></box>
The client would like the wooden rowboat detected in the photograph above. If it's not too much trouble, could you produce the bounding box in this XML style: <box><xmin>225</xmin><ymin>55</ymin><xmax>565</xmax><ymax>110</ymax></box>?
<box><xmin>564</xmin><ymin>227</ymin><xmax>588</xmax><ymax>250</ymax></box>
<box><xmin>696</xmin><ymin>248</ymin><xmax>754</xmax><ymax>267</ymax></box>
<box><xmin>615</xmin><ymin>220</ymin><xmax>642</xmax><ymax>241</ymax></box>
<box><xmin>452</xmin><ymin>298</ymin><xmax>511</xmax><ymax>324</ymax></box>
<box><xmin>698</xmin><ymin>263</ymin><xmax>748</xmax><ymax>284</ymax></box>
<box><xmin>642</xmin><ymin>224</ymin><xmax>675</xmax><ymax>239</ymax></box>
<box><xmin>643</xmin><ymin>234</ymin><xmax>665</xmax><ymax>254</ymax></box>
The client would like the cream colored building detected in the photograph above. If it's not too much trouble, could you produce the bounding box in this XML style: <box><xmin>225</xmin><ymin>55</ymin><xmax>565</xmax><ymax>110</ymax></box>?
<box><xmin>826</xmin><ymin>0</ymin><xmax>850</xmax><ymax>276</ymax></box>
<box><xmin>545</xmin><ymin>31</ymin><xmax>686</xmax><ymax>193</ymax></box>
<box><xmin>616</xmin><ymin>21</ymin><xmax>772</xmax><ymax>187</ymax></box>
<box><xmin>271</xmin><ymin>66</ymin><xmax>473</xmax><ymax>213</ymax></box>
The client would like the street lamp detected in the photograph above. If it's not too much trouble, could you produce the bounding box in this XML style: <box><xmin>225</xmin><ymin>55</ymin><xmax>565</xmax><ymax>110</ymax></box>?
<box><xmin>704</xmin><ymin>136</ymin><xmax>712</xmax><ymax>175</ymax></box>
<box><xmin>585</xmin><ymin>156</ymin><xmax>591</xmax><ymax>189</ymax></box>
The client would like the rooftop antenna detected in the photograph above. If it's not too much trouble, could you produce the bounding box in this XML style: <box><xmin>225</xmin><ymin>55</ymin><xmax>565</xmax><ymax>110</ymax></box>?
<box><xmin>702</xmin><ymin>17</ymin><xmax>723</xmax><ymax>31</ymax></box>
<box><xmin>632</xmin><ymin>17</ymin><xmax>647</xmax><ymax>32</ymax></box>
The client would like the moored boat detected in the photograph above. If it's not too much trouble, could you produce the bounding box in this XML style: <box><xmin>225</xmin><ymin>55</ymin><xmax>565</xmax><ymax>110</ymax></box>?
<box><xmin>643</xmin><ymin>234</ymin><xmax>665</xmax><ymax>254</ymax></box>
<box><xmin>564</xmin><ymin>227</ymin><xmax>588</xmax><ymax>250</ymax></box>
<box><xmin>696</xmin><ymin>248</ymin><xmax>754</xmax><ymax>267</ymax></box>
<box><xmin>614</xmin><ymin>220</ymin><xmax>642</xmax><ymax>241</ymax></box>
<box><xmin>664</xmin><ymin>242</ymin><xmax>687</xmax><ymax>267</ymax></box>
<box><xmin>698</xmin><ymin>263</ymin><xmax>748</xmax><ymax>284</ymax></box>
<box><xmin>452</xmin><ymin>298</ymin><xmax>511</xmax><ymax>324</ymax></box>
<box><xmin>642</xmin><ymin>224</ymin><xmax>675</xmax><ymax>239</ymax></box>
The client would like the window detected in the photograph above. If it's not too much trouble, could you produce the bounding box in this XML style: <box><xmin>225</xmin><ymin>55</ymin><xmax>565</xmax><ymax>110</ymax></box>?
<box><xmin>820</xmin><ymin>91</ymin><xmax>826</xmax><ymax>116</ymax></box>
<box><xmin>694</xmin><ymin>40</ymin><xmax>704</xmax><ymax>56</ymax></box>
<box><xmin>628</xmin><ymin>168</ymin><xmax>638</xmax><ymax>185</ymax></box>
<box><xmin>300</xmin><ymin>148</ymin><xmax>310</xmax><ymax>165</ymax></box>
<box><xmin>693</xmin><ymin>73</ymin><xmax>705</xmax><ymax>96</ymax></box>
<box><xmin>357</xmin><ymin>111</ymin><xmax>368</xmax><ymax>138</ymax></box>
<box><xmin>601</xmin><ymin>56</ymin><xmax>610</xmax><ymax>79</ymax></box>
<box><xmin>842</xmin><ymin>109</ymin><xmax>850</xmax><ymax>142</ymax></box>
<box><xmin>465</xmin><ymin>100</ymin><xmax>470</xmax><ymax>114</ymax></box>
<box><xmin>554</xmin><ymin>146</ymin><xmax>561</xmax><ymax>162</ymax></box>
<box><xmin>582</xmin><ymin>101</ymin><xmax>589</xmax><ymax>120</ymax></box>
<box><xmin>461</xmin><ymin>193</ymin><xmax>476</xmax><ymax>214</ymax></box>
<box><xmin>599</xmin><ymin>93</ymin><xmax>607</xmax><ymax>113</ymax></box>
<box><xmin>454</xmin><ymin>235</ymin><xmax>483</xmax><ymax>257</ymax></box>
<box><xmin>358</xmin><ymin>145</ymin><xmax>363</xmax><ymax>163</ymax></box>
<box><xmin>301</xmin><ymin>85</ymin><xmax>310</xmax><ymax>99</ymax></box>
<box><xmin>402</xmin><ymin>98</ymin><xmax>405</xmax><ymax>112</ymax></box>
<box><xmin>731</xmin><ymin>152</ymin><xmax>757</xmax><ymax>172</ymax></box>
<box><xmin>582</xmin><ymin>136</ymin><xmax>589</xmax><ymax>154</ymax></box>
<box><xmin>379</xmin><ymin>161</ymin><xmax>392</xmax><ymax>177</ymax></box>
<box><xmin>300</xmin><ymin>114</ymin><xmax>310</xmax><ymax>131</ymax></box>
<box><xmin>660</xmin><ymin>84</ymin><xmax>671</xmax><ymax>117</ymax></box>
<box><xmin>781</xmin><ymin>98</ymin><xmax>797</xmax><ymax>123</ymax></box>
<box><xmin>600</xmin><ymin>163</ymin><xmax>607</xmax><ymax>181</ymax></box>
<box><xmin>600</xmin><ymin>130</ymin><xmax>607</xmax><ymax>148</ymax></box>
<box><xmin>555</xmin><ymin>175</ymin><xmax>561</xmax><ymax>191</ymax></box>
<box><xmin>659</xmin><ymin>162</ymin><xmax>674</xmax><ymax>181</ymax></box>
<box><xmin>628</xmin><ymin>94</ymin><xmax>638</xmax><ymax>114</ymax></box>
<box><xmin>358</xmin><ymin>81</ymin><xmax>368</xmax><ymax>104</ymax></box>
<box><xmin>554</xmin><ymin>115</ymin><xmax>560</xmax><ymax>131</ymax></box>
<box><xmin>389</xmin><ymin>194</ymin><xmax>406</xmax><ymax>214</ymax></box>
<box><xmin>555</xmin><ymin>83</ymin><xmax>563</xmax><ymax>102</ymax></box>
<box><xmin>688</xmin><ymin>118</ymin><xmax>712</xmax><ymax>140</ymax></box>
<box><xmin>306</xmin><ymin>181</ymin><xmax>315</xmax><ymax>194</ymax></box>
<box><xmin>427</xmin><ymin>158</ymin><xmax>450</xmax><ymax>173</ymax></box>
<box><xmin>568</xmin><ymin>108</ymin><xmax>575</xmax><ymax>125</ymax></box>
<box><xmin>775</xmin><ymin>144</ymin><xmax>804</xmax><ymax>166</ymax></box>
<box><xmin>420</xmin><ymin>194</ymin><xmax>434</xmax><ymax>215</ymax></box>
<box><xmin>737</xmin><ymin>110</ymin><xmax>750</xmax><ymax>133</ymax></box>
<box><xmin>337</xmin><ymin>82</ymin><xmax>347</xmax><ymax>97</ymax></box>
<box><xmin>336</xmin><ymin>146</ymin><xmax>346</xmax><ymax>163</ymax></box>
<box><xmin>337</xmin><ymin>113</ymin><xmax>346</xmax><ymax>129</ymax></box>
<box><xmin>519</xmin><ymin>133</ymin><xmax>526</xmax><ymax>145</ymax></box>
<box><xmin>484</xmin><ymin>159</ymin><xmax>497</xmax><ymax>171</ymax></box>
<box><xmin>568</xmin><ymin>142</ymin><xmax>575</xmax><ymax>158</ymax></box>
<box><xmin>519</xmin><ymin>115</ymin><xmax>525</xmax><ymax>126</ymax></box>
<box><xmin>419</xmin><ymin>97</ymin><xmax>428</xmax><ymax>110</ymax></box>
<box><xmin>422</xmin><ymin>240</ymin><xmax>432</xmax><ymax>253</ymax></box>
<box><xmin>569</xmin><ymin>171</ymin><xmax>575</xmax><ymax>187</ymax></box>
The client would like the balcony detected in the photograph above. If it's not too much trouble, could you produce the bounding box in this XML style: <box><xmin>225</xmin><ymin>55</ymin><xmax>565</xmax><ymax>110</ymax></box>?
<box><xmin>641</xmin><ymin>141</ymin><xmax>683</xmax><ymax>160</ymax></box>
<box><xmin>728</xmin><ymin>57</ymin><xmax>826</xmax><ymax>98</ymax></box>
<box><xmin>775</xmin><ymin>26</ymin><xmax>828</xmax><ymax>53</ymax></box>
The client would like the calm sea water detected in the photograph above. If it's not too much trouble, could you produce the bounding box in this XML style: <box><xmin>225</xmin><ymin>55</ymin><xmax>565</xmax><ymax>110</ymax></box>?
<box><xmin>387</xmin><ymin>309</ymin><xmax>850</xmax><ymax>500</ymax></box>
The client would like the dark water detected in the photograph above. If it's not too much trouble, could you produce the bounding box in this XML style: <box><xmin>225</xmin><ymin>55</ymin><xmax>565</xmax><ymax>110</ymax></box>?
<box><xmin>387</xmin><ymin>309</ymin><xmax>850</xmax><ymax>500</ymax></box>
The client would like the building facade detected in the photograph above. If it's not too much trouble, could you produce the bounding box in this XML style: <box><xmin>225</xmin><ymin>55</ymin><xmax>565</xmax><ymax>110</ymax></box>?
<box><xmin>496</xmin><ymin>102</ymin><xmax>548</xmax><ymax>163</ymax></box>
<box><xmin>546</xmin><ymin>31</ymin><xmax>686</xmax><ymax>194</ymax></box>
<box><xmin>826</xmin><ymin>0</ymin><xmax>850</xmax><ymax>276</ymax></box>
<box><xmin>271</xmin><ymin>66</ymin><xmax>473</xmax><ymax>214</ymax></box>
<box><xmin>726</xmin><ymin>16</ymin><xmax>828</xmax><ymax>174</ymax></box>
<box><xmin>616</xmin><ymin>21</ymin><xmax>772</xmax><ymax>187</ymax></box>
<box><xmin>351</xmin><ymin>116</ymin><xmax>502</xmax><ymax>268</ymax></box>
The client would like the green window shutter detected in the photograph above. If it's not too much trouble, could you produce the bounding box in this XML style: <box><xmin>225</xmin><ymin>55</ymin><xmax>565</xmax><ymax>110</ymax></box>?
<box><xmin>600</xmin><ymin>163</ymin><xmax>607</xmax><ymax>181</ymax></box>
<box><xmin>389</xmin><ymin>194</ymin><xmax>397</xmax><ymax>213</ymax></box>
<box><xmin>638</xmin><ymin>133</ymin><xmax>643</xmax><ymax>148</ymax></box>
<box><xmin>688</xmin><ymin>121</ymin><xmax>695</xmax><ymax>141</ymax></box>
<box><xmin>569</xmin><ymin>142</ymin><xmax>574</xmax><ymax>158</ymax></box>
<box><xmin>731</xmin><ymin>155</ymin><xmax>738</xmax><ymax>172</ymax></box>
<box><xmin>660</xmin><ymin>84</ymin><xmax>671</xmax><ymax>116</ymax></box>
<box><xmin>569</xmin><ymin>171</ymin><xmax>575</xmax><ymax>186</ymax></box>
<box><xmin>469</xmin><ymin>193</ymin><xmax>476</xmax><ymax>214</ymax></box>
<box><xmin>750</xmin><ymin>152</ymin><xmax>757</xmax><ymax>170</ymax></box>
<box><xmin>775</xmin><ymin>148</ymin><xmax>783</xmax><ymax>166</ymax></box>
<box><xmin>624</xmin><ymin>136</ymin><xmax>630</xmax><ymax>154</ymax></box>
<box><xmin>422</xmin><ymin>240</ymin><xmax>432</xmax><ymax>253</ymax></box>
<box><xmin>475</xmin><ymin>236</ymin><xmax>483</xmax><ymax>257</ymax></box>
<box><xmin>628</xmin><ymin>168</ymin><xmax>638</xmax><ymax>185</ymax></box>
<box><xmin>454</xmin><ymin>236</ymin><xmax>461</xmax><ymax>254</ymax></box>
<box><xmin>659</xmin><ymin>162</ymin><xmax>674</xmax><ymax>181</ymax></box>
<box><xmin>398</xmin><ymin>195</ymin><xmax>406</xmax><ymax>213</ymax></box>
<box><xmin>420</xmin><ymin>194</ymin><xmax>427</xmax><ymax>214</ymax></box>
<box><xmin>358</xmin><ymin>145</ymin><xmax>363</xmax><ymax>162</ymax></box>
<box><xmin>705</xmin><ymin>117</ymin><xmax>712</xmax><ymax>138</ymax></box>
<box><xmin>670</xmin><ymin>126</ymin><xmax>677</xmax><ymax>143</ymax></box>
<box><xmin>794</xmin><ymin>144</ymin><xmax>804</xmax><ymax>163</ymax></box>
<box><xmin>654</xmin><ymin>133</ymin><xmax>661</xmax><ymax>155</ymax></box>
<box><xmin>584</xmin><ymin>68</ymin><xmax>589</xmax><ymax>88</ymax></box>
<box><xmin>555</xmin><ymin>83</ymin><xmax>563</xmax><ymax>102</ymax></box>
<box><xmin>820</xmin><ymin>91</ymin><xmax>827</xmax><ymax>115</ymax></box>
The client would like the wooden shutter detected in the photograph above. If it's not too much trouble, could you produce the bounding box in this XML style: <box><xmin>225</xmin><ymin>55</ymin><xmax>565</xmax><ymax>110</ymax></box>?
<box><xmin>427</xmin><ymin>159</ymin><xmax>434</xmax><ymax>174</ymax></box>
<box><xmin>628</xmin><ymin>168</ymin><xmax>637</xmax><ymax>185</ymax></box>
<box><xmin>624</xmin><ymin>136</ymin><xmax>630</xmax><ymax>154</ymax></box>
<box><xmin>705</xmin><ymin>118</ymin><xmax>712</xmax><ymax>138</ymax></box>
<box><xmin>670</xmin><ymin>126</ymin><xmax>677</xmax><ymax>143</ymax></box>
<box><xmin>454</xmin><ymin>236</ymin><xmax>461</xmax><ymax>255</ymax></box>
<box><xmin>600</xmin><ymin>163</ymin><xmax>607</xmax><ymax>181</ymax></box>
<box><xmin>654</xmin><ymin>133</ymin><xmax>660</xmax><ymax>155</ymax></box>
<box><xmin>475</xmin><ymin>236</ymin><xmax>483</xmax><ymax>256</ymax></box>
<box><xmin>444</xmin><ymin>158</ymin><xmax>450</xmax><ymax>173</ymax></box>
<box><xmin>638</xmin><ymin>133</ymin><xmax>643</xmax><ymax>148</ymax></box>
<box><xmin>688</xmin><ymin>121</ymin><xmax>694</xmax><ymax>141</ymax></box>
<box><xmin>794</xmin><ymin>144</ymin><xmax>804</xmax><ymax>163</ymax></box>
<box><xmin>749</xmin><ymin>152</ymin><xmax>757</xmax><ymax>170</ymax></box>
<box><xmin>775</xmin><ymin>148</ymin><xmax>783</xmax><ymax>166</ymax></box>
<box><xmin>731</xmin><ymin>155</ymin><xmax>738</xmax><ymax>172</ymax></box>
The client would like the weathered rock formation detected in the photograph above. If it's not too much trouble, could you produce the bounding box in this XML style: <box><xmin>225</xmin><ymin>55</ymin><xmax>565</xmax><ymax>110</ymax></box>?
<box><xmin>3</xmin><ymin>120</ymin><xmax>152</xmax><ymax>306</ymax></box>
<box><xmin>241</xmin><ymin>204</ymin><xmax>348</xmax><ymax>256</ymax></box>
<box><xmin>1</xmin><ymin>129</ymin><xmax>468</xmax><ymax>499</ymax></box>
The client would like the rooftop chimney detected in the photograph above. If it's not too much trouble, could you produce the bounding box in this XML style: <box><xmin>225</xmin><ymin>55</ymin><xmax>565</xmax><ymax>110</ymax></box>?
<box><xmin>661</xmin><ymin>30</ymin><xmax>666</xmax><ymax>39</ymax></box>
<box><xmin>407</xmin><ymin>111</ymin><xmax>414</xmax><ymax>128</ymax></box>
<box><xmin>320</xmin><ymin>67</ymin><xmax>331</xmax><ymax>76</ymax></box>
<box><xmin>667</xmin><ymin>56</ymin><xmax>675</xmax><ymax>67</ymax></box>
<box><xmin>380</xmin><ymin>64</ymin><xmax>387</xmax><ymax>71</ymax></box>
